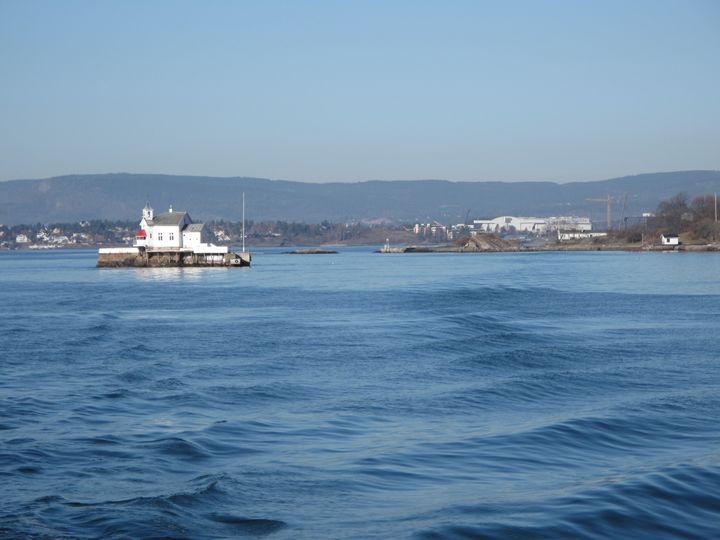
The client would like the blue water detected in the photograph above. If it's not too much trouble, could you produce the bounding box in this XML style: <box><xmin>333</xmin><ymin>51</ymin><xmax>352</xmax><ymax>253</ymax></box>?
<box><xmin>1</xmin><ymin>248</ymin><xmax>719</xmax><ymax>539</ymax></box>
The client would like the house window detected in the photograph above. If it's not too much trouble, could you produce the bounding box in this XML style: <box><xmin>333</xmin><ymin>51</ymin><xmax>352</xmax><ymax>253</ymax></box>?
<box><xmin>158</xmin><ymin>232</ymin><xmax>163</xmax><ymax>241</ymax></box>
<box><xmin>169</xmin><ymin>232</ymin><xmax>174</xmax><ymax>241</ymax></box>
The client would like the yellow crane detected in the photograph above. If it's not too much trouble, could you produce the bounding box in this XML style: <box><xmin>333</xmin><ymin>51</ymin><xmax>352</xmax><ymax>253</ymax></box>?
<box><xmin>586</xmin><ymin>193</ymin><xmax>630</xmax><ymax>230</ymax></box>
<box><xmin>618</xmin><ymin>193</ymin><xmax>628</xmax><ymax>230</ymax></box>
<box><xmin>586</xmin><ymin>194</ymin><xmax>613</xmax><ymax>230</ymax></box>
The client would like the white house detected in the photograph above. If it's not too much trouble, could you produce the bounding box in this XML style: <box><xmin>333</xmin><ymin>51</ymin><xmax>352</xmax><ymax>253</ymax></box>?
<box><xmin>135</xmin><ymin>202</ymin><xmax>227</xmax><ymax>254</ymax></box>
<box><xmin>661</xmin><ymin>234</ymin><xmax>680</xmax><ymax>246</ymax></box>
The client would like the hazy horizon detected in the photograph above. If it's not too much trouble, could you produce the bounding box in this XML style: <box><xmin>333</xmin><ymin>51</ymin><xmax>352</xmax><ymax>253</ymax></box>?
<box><xmin>2</xmin><ymin>168</ymin><xmax>720</xmax><ymax>185</ymax></box>
<box><xmin>1</xmin><ymin>1</ymin><xmax>719</xmax><ymax>182</ymax></box>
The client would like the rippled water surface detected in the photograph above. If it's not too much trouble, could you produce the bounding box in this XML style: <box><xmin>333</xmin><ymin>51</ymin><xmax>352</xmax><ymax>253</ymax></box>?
<box><xmin>1</xmin><ymin>249</ymin><xmax>719</xmax><ymax>539</ymax></box>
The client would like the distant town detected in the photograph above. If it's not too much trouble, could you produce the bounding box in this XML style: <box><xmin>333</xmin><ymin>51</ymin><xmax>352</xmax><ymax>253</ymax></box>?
<box><xmin>1</xmin><ymin>192</ymin><xmax>718</xmax><ymax>250</ymax></box>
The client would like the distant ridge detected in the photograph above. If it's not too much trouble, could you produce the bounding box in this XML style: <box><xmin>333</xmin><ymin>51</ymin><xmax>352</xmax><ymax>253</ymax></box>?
<box><xmin>1</xmin><ymin>171</ymin><xmax>719</xmax><ymax>226</ymax></box>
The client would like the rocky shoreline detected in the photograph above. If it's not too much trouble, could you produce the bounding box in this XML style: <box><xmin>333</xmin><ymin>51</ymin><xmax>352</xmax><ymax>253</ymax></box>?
<box><xmin>380</xmin><ymin>235</ymin><xmax>720</xmax><ymax>254</ymax></box>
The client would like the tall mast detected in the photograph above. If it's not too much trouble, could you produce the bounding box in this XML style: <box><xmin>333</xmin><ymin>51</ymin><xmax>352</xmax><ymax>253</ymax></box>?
<box><xmin>242</xmin><ymin>192</ymin><xmax>246</xmax><ymax>252</ymax></box>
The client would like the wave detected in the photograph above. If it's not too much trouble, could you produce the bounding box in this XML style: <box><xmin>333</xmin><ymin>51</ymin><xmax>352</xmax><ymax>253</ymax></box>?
<box><xmin>413</xmin><ymin>463</ymin><xmax>720</xmax><ymax>540</ymax></box>
<box><xmin>3</xmin><ymin>475</ymin><xmax>287</xmax><ymax>539</ymax></box>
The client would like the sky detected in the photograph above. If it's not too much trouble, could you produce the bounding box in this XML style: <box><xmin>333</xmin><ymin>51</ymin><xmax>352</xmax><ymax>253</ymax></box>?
<box><xmin>1</xmin><ymin>0</ymin><xmax>719</xmax><ymax>183</ymax></box>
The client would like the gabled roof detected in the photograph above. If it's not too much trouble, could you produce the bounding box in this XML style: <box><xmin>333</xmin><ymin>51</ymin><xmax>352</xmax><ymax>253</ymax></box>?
<box><xmin>149</xmin><ymin>211</ymin><xmax>188</xmax><ymax>226</ymax></box>
<box><xmin>183</xmin><ymin>223</ymin><xmax>205</xmax><ymax>232</ymax></box>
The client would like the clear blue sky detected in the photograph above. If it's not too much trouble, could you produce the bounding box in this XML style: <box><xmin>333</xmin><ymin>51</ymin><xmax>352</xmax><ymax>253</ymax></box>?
<box><xmin>1</xmin><ymin>0</ymin><xmax>718</xmax><ymax>182</ymax></box>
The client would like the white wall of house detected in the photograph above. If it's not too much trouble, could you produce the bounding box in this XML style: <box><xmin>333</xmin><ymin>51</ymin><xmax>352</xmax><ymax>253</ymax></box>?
<box><xmin>182</xmin><ymin>231</ymin><xmax>202</xmax><ymax>248</ymax></box>
<box><xmin>148</xmin><ymin>225</ymin><xmax>183</xmax><ymax>248</ymax></box>
<box><xmin>192</xmin><ymin>245</ymin><xmax>228</xmax><ymax>254</ymax></box>
<box><xmin>661</xmin><ymin>235</ymin><xmax>679</xmax><ymax>245</ymax></box>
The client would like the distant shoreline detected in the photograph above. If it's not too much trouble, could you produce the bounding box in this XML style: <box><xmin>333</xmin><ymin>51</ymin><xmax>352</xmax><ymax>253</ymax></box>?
<box><xmin>392</xmin><ymin>243</ymin><xmax>720</xmax><ymax>253</ymax></box>
<box><xmin>4</xmin><ymin>242</ymin><xmax>720</xmax><ymax>254</ymax></box>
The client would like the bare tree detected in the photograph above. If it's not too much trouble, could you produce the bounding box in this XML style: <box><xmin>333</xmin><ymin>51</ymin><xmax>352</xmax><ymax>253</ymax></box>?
<box><xmin>655</xmin><ymin>192</ymin><xmax>689</xmax><ymax>232</ymax></box>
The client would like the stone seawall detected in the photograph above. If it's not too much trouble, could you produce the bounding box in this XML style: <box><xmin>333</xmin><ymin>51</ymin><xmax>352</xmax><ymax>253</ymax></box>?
<box><xmin>97</xmin><ymin>252</ymin><xmax>146</xmax><ymax>267</ymax></box>
<box><xmin>97</xmin><ymin>249</ymin><xmax>251</xmax><ymax>267</ymax></box>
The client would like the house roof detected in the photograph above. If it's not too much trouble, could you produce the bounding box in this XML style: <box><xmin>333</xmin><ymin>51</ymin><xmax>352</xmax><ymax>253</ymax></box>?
<box><xmin>184</xmin><ymin>223</ymin><xmax>205</xmax><ymax>232</ymax></box>
<box><xmin>662</xmin><ymin>233</ymin><xmax>679</xmax><ymax>238</ymax></box>
<box><xmin>149</xmin><ymin>211</ymin><xmax>188</xmax><ymax>226</ymax></box>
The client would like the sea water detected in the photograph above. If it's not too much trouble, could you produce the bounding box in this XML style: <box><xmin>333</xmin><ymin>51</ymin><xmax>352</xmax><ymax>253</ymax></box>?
<box><xmin>1</xmin><ymin>249</ymin><xmax>719</xmax><ymax>539</ymax></box>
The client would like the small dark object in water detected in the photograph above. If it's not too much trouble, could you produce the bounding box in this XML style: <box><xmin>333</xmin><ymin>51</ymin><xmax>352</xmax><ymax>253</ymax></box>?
<box><xmin>286</xmin><ymin>249</ymin><xmax>338</xmax><ymax>254</ymax></box>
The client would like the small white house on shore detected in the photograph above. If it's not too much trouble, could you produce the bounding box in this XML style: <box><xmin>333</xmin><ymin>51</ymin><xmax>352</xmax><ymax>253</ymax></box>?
<box><xmin>661</xmin><ymin>234</ymin><xmax>680</xmax><ymax>246</ymax></box>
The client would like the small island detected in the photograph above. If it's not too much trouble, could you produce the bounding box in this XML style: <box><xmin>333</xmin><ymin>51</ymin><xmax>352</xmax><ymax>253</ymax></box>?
<box><xmin>97</xmin><ymin>203</ymin><xmax>251</xmax><ymax>267</ymax></box>
<box><xmin>285</xmin><ymin>248</ymin><xmax>339</xmax><ymax>254</ymax></box>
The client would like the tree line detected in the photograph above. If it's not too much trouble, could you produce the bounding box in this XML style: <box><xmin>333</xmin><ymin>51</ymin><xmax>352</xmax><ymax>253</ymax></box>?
<box><xmin>620</xmin><ymin>193</ymin><xmax>720</xmax><ymax>243</ymax></box>
<box><xmin>1</xmin><ymin>219</ymin><xmax>413</xmax><ymax>247</ymax></box>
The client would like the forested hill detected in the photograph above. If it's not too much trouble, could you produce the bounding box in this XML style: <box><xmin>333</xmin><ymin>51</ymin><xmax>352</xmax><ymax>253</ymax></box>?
<box><xmin>1</xmin><ymin>170</ymin><xmax>719</xmax><ymax>226</ymax></box>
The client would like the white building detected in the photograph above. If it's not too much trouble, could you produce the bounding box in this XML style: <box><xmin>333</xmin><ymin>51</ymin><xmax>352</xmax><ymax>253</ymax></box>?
<box><xmin>135</xmin><ymin>202</ymin><xmax>227</xmax><ymax>254</ymax></box>
<box><xmin>472</xmin><ymin>215</ymin><xmax>594</xmax><ymax>235</ymax></box>
<box><xmin>36</xmin><ymin>230</ymin><xmax>50</xmax><ymax>242</ymax></box>
<box><xmin>661</xmin><ymin>234</ymin><xmax>680</xmax><ymax>246</ymax></box>
<box><xmin>50</xmin><ymin>235</ymin><xmax>70</xmax><ymax>244</ymax></box>
<box><xmin>473</xmin><ymin>216</ymin><xmax>548</xmax><ymax>234</ymax></box>
<box><xmin>15</xmin><ymin>234</ymin><xmax>30</xmax><ymax>244</ymax></box>
<box><xmin>413</xmin><ymin>222</ymin><xmax>450</xmax><ymax>239</ymax></box>
<box><xmin>558</xmin><ymin>231</ymin><xmax>607</xmax><ymax>241</ymax></box>
<box><xmin>546</xmin><ymin>216</ymin><xmax>592</xmax><ymax>232</ymax></box>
